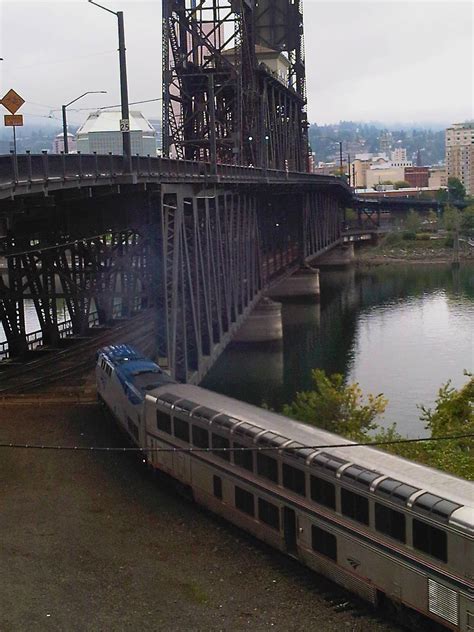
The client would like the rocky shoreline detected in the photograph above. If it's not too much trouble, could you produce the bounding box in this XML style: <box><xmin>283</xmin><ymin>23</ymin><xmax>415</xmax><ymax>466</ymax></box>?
<box><xmin>355</xmin><ymin>239</ymin><xmax>474</xmax><ymax>266</ymax></box>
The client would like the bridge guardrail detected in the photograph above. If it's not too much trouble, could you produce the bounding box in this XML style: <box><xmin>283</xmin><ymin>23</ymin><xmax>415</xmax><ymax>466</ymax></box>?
<box><xmin>0</xmin><ymin>152</ymin><xmax>351</xmax><ymax>196</ymax></box>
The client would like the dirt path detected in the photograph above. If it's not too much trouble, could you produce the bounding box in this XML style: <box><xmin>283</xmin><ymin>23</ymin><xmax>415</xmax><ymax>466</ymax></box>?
<box><xmin>0</xmin><ymin>401</ymin><xmax>403</xmax><ymax>632</ymax></box>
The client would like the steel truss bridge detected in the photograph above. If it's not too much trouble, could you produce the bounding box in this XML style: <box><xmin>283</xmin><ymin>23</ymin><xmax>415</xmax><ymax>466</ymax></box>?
<box><xmin>0</xmin><ymin>154</ymin><xmax>351</xmax><ymax>382</ymax></box>
<box><xmin>0</xmin><ymin>0</ymin><xmax>354</xmax><ymax>383</ymax></box>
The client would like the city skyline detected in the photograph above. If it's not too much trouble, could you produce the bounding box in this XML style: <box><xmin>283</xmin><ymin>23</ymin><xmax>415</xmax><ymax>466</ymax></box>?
<box><xmin>0</xmin><ymin>1</ymin><xmax>472</xmax><ymax>127</ymax></box>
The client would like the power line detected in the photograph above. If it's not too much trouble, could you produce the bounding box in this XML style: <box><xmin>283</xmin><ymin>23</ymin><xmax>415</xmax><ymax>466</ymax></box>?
<box><xmin>76</xmin><ymin>98</ymin><xmax>162</xmax><ymax>111</ymax></box>
<box><xmin>0</xmin><ymin>433</ymin><xmax>472</xmax><ymax>454</ymax></box>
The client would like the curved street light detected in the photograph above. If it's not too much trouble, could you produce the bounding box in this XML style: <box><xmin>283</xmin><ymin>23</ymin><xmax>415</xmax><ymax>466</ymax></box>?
<box><xmin>62</xmin><ymin>90</ymin><xmax>107</xmax><ymax>153</ymax></box>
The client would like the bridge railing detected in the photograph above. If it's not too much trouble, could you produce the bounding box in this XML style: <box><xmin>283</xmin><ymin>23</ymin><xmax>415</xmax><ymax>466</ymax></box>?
<box><xmin>0</xmin><ymin>152</ymin><xmax>349</xmax><ymax>192</ymax></box>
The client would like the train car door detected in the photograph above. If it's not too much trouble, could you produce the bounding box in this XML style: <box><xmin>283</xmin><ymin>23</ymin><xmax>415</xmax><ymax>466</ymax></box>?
<box><xmin>283</xmin><ymin>507</ymin><xmax>297</xmax><ymax>553</ymax></box>
<box><xmin>175</xmin><ymin>451</ymin><xmax>191</xmax><ymax>485</ymax></box>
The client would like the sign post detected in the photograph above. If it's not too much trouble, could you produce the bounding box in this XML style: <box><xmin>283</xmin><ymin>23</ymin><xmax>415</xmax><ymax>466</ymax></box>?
<box><xmin>1</xmin><ymin>89</ymin><xmax>26</xmax><ymax>158</ymax></box>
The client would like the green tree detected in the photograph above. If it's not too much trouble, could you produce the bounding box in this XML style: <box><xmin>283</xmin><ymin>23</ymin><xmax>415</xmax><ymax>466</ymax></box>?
<box><xmin>282</xmin><ymin>371</ymin><xmax>473</xmax><ymax>479</ymax></box>
<box><xmin>442</xmin><ymin>205</ymin><xmax>461</xmax><ymax>231</ymax></box>
<box><xmin>426</xmin><ymin>209</ymin><xmax>438</xmax><ymax>230</ymax></box>
<box><xmin>394</xmin><ymin>180</ymin><xmax>411</xmax><ymax>189</ymax></box>
<box><xmin>282</xmin><ymin>369</ymin><xmax>387</xmax><ymax>441</ymax></box>
<box><xmin>345</xmin><ymin>207</ymin><xmax>357</xmax><ymax>222</ymax></box>
<box><xmin>447</xmin><ymin>177</ymin><xmax>466</xmax><ymax>201</ymax></box>
<box><xmin>404</xmin><ymin>209</ymin><xmax>421</xmax><ymax>232</ymax></box>
<box><xmin>420</xmin><ymin>373</ymin><xmax>473</xmax><ymax>442</ymax></box>
<box><xmin>460</xmin><ymin>205</ymin><xmax>474</xmax><ymax>234</ymax></box>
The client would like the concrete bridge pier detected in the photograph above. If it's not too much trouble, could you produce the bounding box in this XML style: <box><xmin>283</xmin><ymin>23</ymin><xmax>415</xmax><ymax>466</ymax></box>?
<box><xmin>315</xmin><ymin>243</ymin><xmax>355</xmax><ymax>267</ymax></box>
<box><xmin>266</xmin><ymin>265</ymin><xmax>320</xmax><ymax>302</ymax></box>
<box><xmin>234</xmin><ymin>298</ymin><xmax>283</xmax><ymax>344</ymax></box>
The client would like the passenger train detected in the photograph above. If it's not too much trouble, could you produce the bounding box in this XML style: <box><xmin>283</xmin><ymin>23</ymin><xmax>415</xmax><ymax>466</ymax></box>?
<box><xmin>96</xmin><ymin>344</ymin><xmax>474</xmax><ymax>631</ymax></box>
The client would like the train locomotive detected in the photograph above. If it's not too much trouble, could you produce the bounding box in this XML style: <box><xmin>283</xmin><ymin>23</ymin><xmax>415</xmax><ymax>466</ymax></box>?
<box><xmin>96</xmin><ymin>344</ymin><xmax>474</xmax><ymax>631</ymax></box>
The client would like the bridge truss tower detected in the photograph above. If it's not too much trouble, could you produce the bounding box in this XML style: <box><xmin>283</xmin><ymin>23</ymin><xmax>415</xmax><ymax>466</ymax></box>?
<box><xmin>163</xmin><ymin>0</ymin><xmax>309</xmax><ymax>172</ymax></box>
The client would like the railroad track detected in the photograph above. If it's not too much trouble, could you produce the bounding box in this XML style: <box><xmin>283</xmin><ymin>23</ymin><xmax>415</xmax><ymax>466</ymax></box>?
<box><xmin>0</xmin><ymin>309</ymin><xmax>157</xmax><ymax>395</ymax></box>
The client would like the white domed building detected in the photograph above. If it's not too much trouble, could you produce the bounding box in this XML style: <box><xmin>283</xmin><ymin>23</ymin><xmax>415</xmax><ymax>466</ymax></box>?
<box><xmin>75</xmin><ymin>110</ymin><xmax>157</xmax><ymax>156</ymax></box>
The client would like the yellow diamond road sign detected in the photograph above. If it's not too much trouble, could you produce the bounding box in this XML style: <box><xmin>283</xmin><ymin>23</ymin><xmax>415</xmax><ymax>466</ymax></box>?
<box><xmin>1</xmin><ymin>89</ymin><xmax>25</xmax><ymax>115</ymax></box>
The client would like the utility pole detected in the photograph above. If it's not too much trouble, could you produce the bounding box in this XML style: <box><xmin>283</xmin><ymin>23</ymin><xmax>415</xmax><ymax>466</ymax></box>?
<box><xmin>117</xmin><ymin>10</ymin><xmax>132</xmax><ymax>173</ymax></box>
<box><xmin>88</xmin><ymin>1</ymin><xmax>132</xmax><ymax>173</ymax></box>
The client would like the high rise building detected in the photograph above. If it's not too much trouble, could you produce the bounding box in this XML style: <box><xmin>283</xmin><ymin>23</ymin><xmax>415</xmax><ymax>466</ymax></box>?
<box><xmin>379</xmin><ymin>131</ymin><xmax>393</xmax><ymax>155</ymax></box>
<box><xmin>52</xmin><ymin>132</ymin><xmax>76</xmax><ymax>154</ymax></box>
<box><xmin>446</xmin><ymin>122</ymin><xmax>474</xmax><ymax>196</ymax></box>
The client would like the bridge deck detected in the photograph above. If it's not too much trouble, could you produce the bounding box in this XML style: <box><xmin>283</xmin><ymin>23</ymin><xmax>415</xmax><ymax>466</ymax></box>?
<box><xmin>0</xmin><ymin>154</ymin><xmax>350</xmax><ymax>201</ymax></box>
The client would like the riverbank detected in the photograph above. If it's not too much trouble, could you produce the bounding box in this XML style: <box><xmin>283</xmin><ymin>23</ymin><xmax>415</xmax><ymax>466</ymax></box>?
<box><xmin>355</xmin><ymin>236</ymin><xmax>474</xmax><ymax>265</ymax></box>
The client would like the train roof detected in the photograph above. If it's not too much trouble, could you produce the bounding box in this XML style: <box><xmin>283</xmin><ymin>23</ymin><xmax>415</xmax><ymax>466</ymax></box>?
<box><xmin>147</xmin><ymin>383</ymin><xmax>474</xmax><ymax>529</ymax></box>
<box><xmin>99</xmin><ymin>345</ymin><xmax>173</xmax><ymax>395</ymax></box>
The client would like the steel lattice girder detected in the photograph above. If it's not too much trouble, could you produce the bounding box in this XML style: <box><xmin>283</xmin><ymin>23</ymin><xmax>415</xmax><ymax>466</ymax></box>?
<box><xmin>0</xmin><ymin>228</ymin><xmax>155</xmax><ymax>358</ymax></box>
<box><xmin>160</xmin><ymin>184</ymin><xmax>262</xmax><ymax>383</ymax></box>
<box><xmin>159</xmin><ymin>183</ymin><xmax>344</xmax><ymax>383</ymax></box>
<box><xmin>162</xmin><ymin>0</ymin><xmax>308</xmax><ymax>171</ymax></box>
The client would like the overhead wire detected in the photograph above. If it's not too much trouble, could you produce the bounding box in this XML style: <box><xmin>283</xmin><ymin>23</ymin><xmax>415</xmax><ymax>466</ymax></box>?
<box><xmin>0</xmin><ymin>433</ymin><xmax>472</xmax><ymax>454</ymax></box>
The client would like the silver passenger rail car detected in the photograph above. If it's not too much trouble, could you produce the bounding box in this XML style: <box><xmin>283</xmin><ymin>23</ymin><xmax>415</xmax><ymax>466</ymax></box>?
<box><xmin>96</xmin><ymin>347</ymin><xmax>474</xmax><ymax>632</ymax></box>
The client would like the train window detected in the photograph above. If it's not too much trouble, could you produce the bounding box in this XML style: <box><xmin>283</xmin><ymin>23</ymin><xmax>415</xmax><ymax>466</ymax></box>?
<box><xmin>341</xmin><ymin>466</ymin><xmax>381</xmax><ymax>489</ymax></box>
<box><xmin>375</xmin><ymin>478</ymin><xmax>420</xmax><ymax>505</ymax></box>
<box><xmin>156</xmin><ymin>409</ymin><xmax>171</xmax><ymax>434</ymax></box>
<box><xmin>192</xmin><ymin>425</ymin><xmax>209</xmax><ymax>449</ymax></box>
<box><xmin>174</xmin><ymin>418</ymin><xmax>190</xmax><ymax>443</ymax></box>
<box><xmin>413</xmin><ymin>493</ymin><xmax>462</xmax><ymax>522</ymax></box>
<box><xmin>413</xmin><ymin>519</ymin><xmax>447</xmax><ymax>562</ymax></box>
<box><xmin>257</xmin><ymin>453</ymin><xmax>278</xmax><ymax>483</ymax></box>
<box><xmin>312</xmin><ymin>452</ymin><xmax>348</xmax><ymax>475</ymax></box>
<box><xmin>212</xmin><ymin>434</ymin><xmax>230</xmax><ymax>461</ymax></box>
<box><xmin>311</xmin><ymin>525</ymin><xmax>337</xmax><ymax>561</ymax></box>
<box><xmin>235</xmin><ymin>486</ymin><xmax>254</xmax><ymax>517</ymax></box>
<box><xmin>174</xmin><ymin>399</ymin><xmax>197</xmax><ymax>414</ymax></box>
<box><xmin>258</xmin><ymin>498</ymin><xmax>280</xmax><ymax>530</ymax></box>
<box><xmin>341</xmin><ymin>489</ymin><xmax>369</xmax><ymax>525</ymax></box>
<box><xmin>193</xmin><ymin>406</ymin><xmax>218</xmax><ymax>422</ymax></box>
<box><xmin>375</xmin><ymin>503</ymin><xmax>406</xmax><ymax>542</ymax></box>
<box><xmin>234</xmin><ymin>442</ymin><xmax>253</xmax><ymax>471</ymax></box>
<box><xmin>284</xmin><ymin>442</ymin><xmax>315</xmax><ymax>462</ymax></box>
<box><xmin>282</xmin><ymin>464</ymin><xmax>306</xmax><ymax>496</ymax></box>
<box><xmin>213</xmin><ymin>414</ymin><xmax>238</xmax><ymax>430</ymax></box>
<box><xmin>213</xmin><ymin>476</ymin><xmax>223</xmax><ymax>500</ymax></box>
<box><xmin>310</xmin><ymin>476</ymin><xmax>336</xmax><ymax>509</ymax></box>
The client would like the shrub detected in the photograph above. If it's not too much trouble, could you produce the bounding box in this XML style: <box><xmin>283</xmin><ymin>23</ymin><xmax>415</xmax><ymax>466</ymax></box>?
<box><xmin>444</xmin><ymin>235</ymin><xmax>454</xmax><ymax>247</ymax></box>
<box><xmin>415</xmin><ymin>233</ymin><xmax>432</xmax><ymax>241</ymax></box>
<box><xmin>402</xmin><ymin>231</ymin><xmax>416</xmax><ymax>241</ymax></box>
<box><xmin>383</xmin><ymin>232</ymin><xmax>403</xmax><ymax>246</ymax></box>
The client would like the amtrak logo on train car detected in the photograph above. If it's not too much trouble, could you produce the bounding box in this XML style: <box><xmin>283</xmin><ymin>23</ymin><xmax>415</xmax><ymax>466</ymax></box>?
<box><xmin>347</xmin><ymin>557</ymin><xmax>361</xmax><ymax>570</ymax></box>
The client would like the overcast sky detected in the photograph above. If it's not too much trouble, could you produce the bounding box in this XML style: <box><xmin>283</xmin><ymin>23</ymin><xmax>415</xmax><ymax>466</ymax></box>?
<box><xmin>0</xmin><ymin>0</ymin><xmax>472</xmax><ymax>127</ymax></box>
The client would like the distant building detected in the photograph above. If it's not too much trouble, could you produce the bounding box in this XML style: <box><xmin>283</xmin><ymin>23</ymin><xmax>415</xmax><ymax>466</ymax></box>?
<box><xmin>405</xmin><ymin>166</ymin><xmax>429</xmax><ymax>188</ymax></box>
<box><xmin>148</xmin><ymin>119</ymin><xmax>162</xmax><ymax>152</ymax></box>
<box><xmin>366</xmin><ymin>165</ymin><xmax>405</xmax><ymax>189</ymax></box>
<box><xmin>428</xmin><ymin>166</ymin><xmax>447</xmax><ymax>190</ymax></box>
<box><xmin>389</xmin><ymin>147</ymin><xmax>412</xmax><ymax>167</ymax></box>
<box><xmin>446</xmin><ymin>121</ymin><xmax>474</xmax><ymax>196</ymax></box>
<box><xmin>379</xmin><ymin>131</ymin><xmax>393</xmax><ymax>155</ymax></box>
<box><xmin>52</xmin><ymin>132</ymin><xmax>76</xmax><ymax>154</ymax></box>
<box><xmin>223</xmin><ymin>44</ymin><xmax>290</xmax><ymax>86</ymax></box>
<box><xmin>76</xmin><ymin>110</ymin><xmax>157</xmax><ymax>156</ymax></box>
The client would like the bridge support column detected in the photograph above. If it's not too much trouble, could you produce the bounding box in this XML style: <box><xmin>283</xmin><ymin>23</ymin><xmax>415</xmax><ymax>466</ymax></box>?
<box><xmin>266</xmin><ymin>265</ymin><xmax>320</xmax><ymax>302</ymax></box>
<box><xmin>234</xmin><ymin>298</ymin><xmax>282</xmax><ymax>344</ymax></box>
<box><xmin>315</xmin><ymin>243</ymin><xmax>355</xmax><ymax>267</ymax></box>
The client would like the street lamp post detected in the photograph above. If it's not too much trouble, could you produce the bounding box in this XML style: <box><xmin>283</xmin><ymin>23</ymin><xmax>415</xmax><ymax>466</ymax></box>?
<box><xmin>88</xmin><ymin>0</ymin><xmax>132</xmax><ymax>173</ymax></box>
<box><xmin>62</xmin><ymin>90</ymin><xmax>106</xmax><ymax>153</ymax></box>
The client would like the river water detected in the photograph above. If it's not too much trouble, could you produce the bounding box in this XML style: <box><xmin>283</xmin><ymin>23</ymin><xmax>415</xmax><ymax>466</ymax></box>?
<box><xmin>2</xmin><ymin>264</ymin><xmax>473</xmax><ymax>436</ymax></box>
<box><xmin>203</xmin><ymin>264</ymin><xmax>474</xmax><ymax>437</ymax></box>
